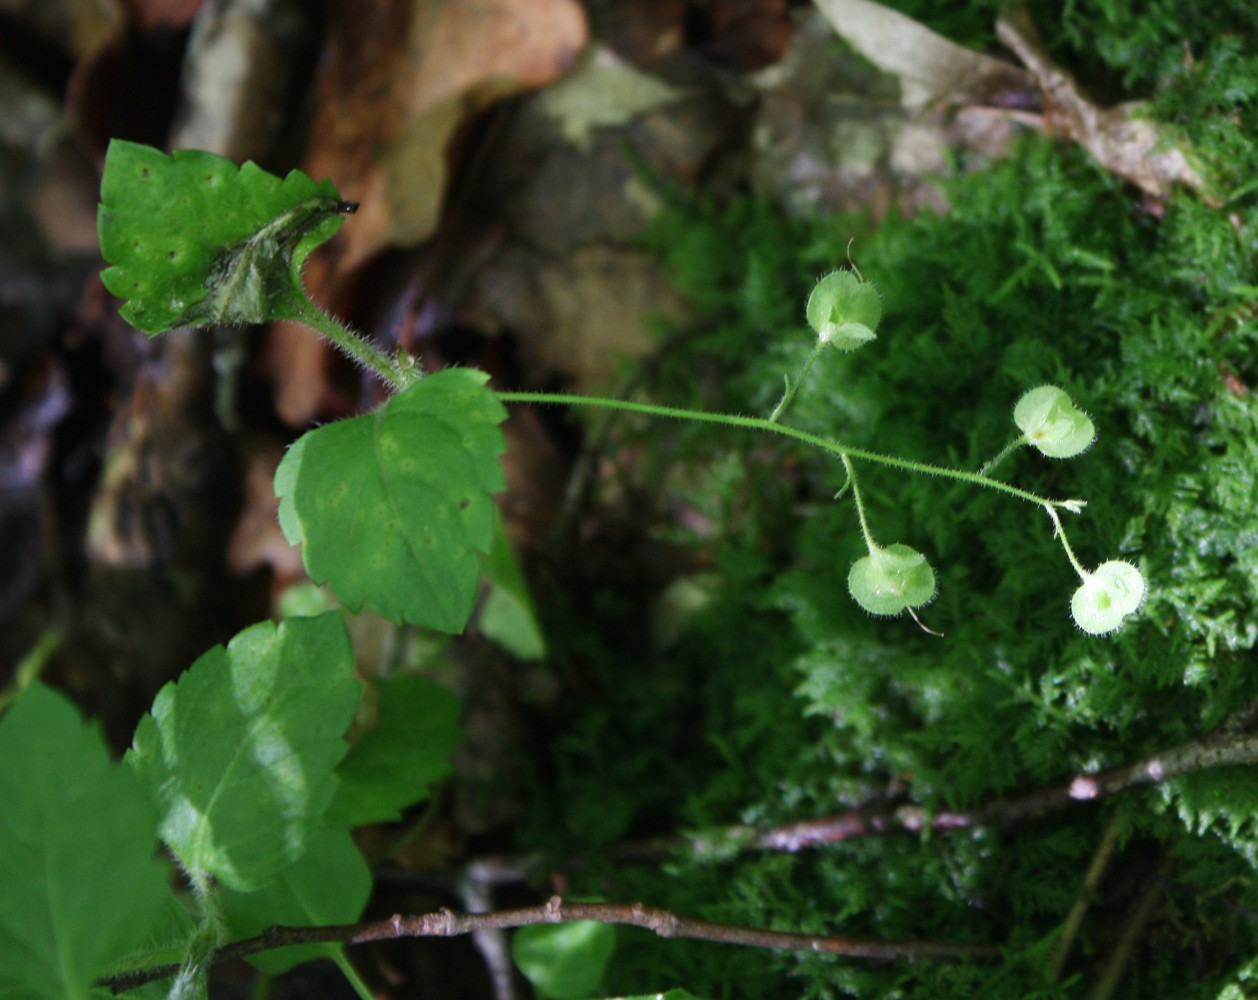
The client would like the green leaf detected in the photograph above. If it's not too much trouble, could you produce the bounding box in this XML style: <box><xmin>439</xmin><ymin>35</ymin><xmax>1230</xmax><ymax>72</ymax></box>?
<box><xmin>98</xmin><ymin>139</ymin><xmax>351</xmax><ymax>334</ymax></box>
<box><xmin>805</xmin><ymin>270</ymin><xmax>881</xmax><ymax>350</ymax></box>
<box><xmin>847</xmin><ymin>543</ymin><xmax>936</xmax><ymax>616</ymax></box>
<box><xmin>0</xmin><ymin>684</ymin><xmax>170</xmax><ymax>1000</ymax></box>
<box><xmin>276</xmin><ymin>368</ymin><xmax>507</xmax><ymax>632</ymax></box>
<box><xmin>327</xmin><ymin>675</ymin><xmax>463</xmax><ymax>827</ymax></box>
<box><xmin>1070</xmin><ymin>560</ymin><xmax>1146</xmax><ymax>635</ymax></box>
<box><xmin>220</xmin><ymin>827</ymin><xmax>370</xmax><ymax>975</ymax></box>
<box><xmin>512</xmin><ymin>921</ymin><xmax>616</xmax><ymax>1000</ymax></box>
<box><xmin>1012</xmin><ymin>385</ymin><xmax>1095</xmax><ymax>459</ymax></box>
<box><xmin>127</xmin><ymin>614</ymin><xmax>360</xmax><ymax>891</ymax></box>
<box><xmin>479</xmin><ymin>512</ymin><xmax>547</xmax><ymax>659</ymax></box>
<box><xmin>93</xmin><ymin>891</ymin><xmax>195</xmax><ymax>993</ymax></box>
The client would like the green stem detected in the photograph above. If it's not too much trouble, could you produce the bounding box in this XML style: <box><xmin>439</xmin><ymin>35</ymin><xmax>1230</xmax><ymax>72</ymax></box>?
<box><xmin>1044</xmin><ymin>504</ymin><xmax>1089</xmax><ymax>580</ymax></box>
<box><xmin>841</xmin><ymin>455</ymin><xmax>877</xmax><ymax>553</ymax></box>
<box><xmin>284</xmin><ymin>295</ymin><xmax>415</xmax><ymax>391</ymax></box>
<box><xmin>495</xmin><ymin>390</ymin><xmax>1079</xmax><ymax>510</ymax></box>
<box><xmin>188</xmin><ymin>867</ymin><xmax>226</xmax><ymax>949</ymax></box>
<box><xmin>0</xmin><ymin>627</ymin><xmax>61</xmax><ymax>712</ymax></box>
<box><xmin>769</xmin><ymin>341</ymin><xmax>826</xmax><ymax>423</ymax></box>
<box><xmin>334</xmin><ymin>951</ymin><xmax>375</xmax><ymax>1000</ymax></box>
<box><xmin>251</xmin><ymin>971</ymin><xmax>274</xmax><ymax>1000</ymax></box>
<box><xmin>166</xmin><ymin>868</ymin><xmax>223</xmax><ymax>1000</ymax></box>
<box><xmin>977</xmin><ymin>435</ymin><xmax>1029</xmax><ymax>477</ymax></box>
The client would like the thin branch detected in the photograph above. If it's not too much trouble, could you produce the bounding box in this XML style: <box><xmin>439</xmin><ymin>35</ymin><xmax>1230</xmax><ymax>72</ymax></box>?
<box><xmin>379</xmin><ymin>701</ymin><xmax>1258</xmax><ymax>894</ymax></box>
<box><xmin>753</xmin><ymin>705</ymin><xmax>1258</xmax><ymax>851</ymax></box>
<box><xmin>458</xmin><ymin>868</ymin><xmax>517</xmax><ymax>1000</ymax></box>
<box><xmin>101</xmin><ymin>896</ymin><xmax>998</xmax><ymax>992</ymax></box>
<box><xmin>1084</xmin><ymin>857</ymin><xmax>1171</xmax><ymax>1000</ymax></box>
<box><xmin>155</xmin><ymin>707</ymin><xmax>1257</xmax><ymax>994</ymax></box>
<box><xmin>1051</xmin><ymin>809</ymin><xmax>1125</xmax><ymax>979</ymax></box>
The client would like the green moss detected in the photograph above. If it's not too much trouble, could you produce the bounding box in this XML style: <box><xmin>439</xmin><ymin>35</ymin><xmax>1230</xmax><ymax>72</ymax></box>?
<box><xmin>523</xmin><ymin>13</ymin><xmax>1258</xmax><ymax>996</ymax></box>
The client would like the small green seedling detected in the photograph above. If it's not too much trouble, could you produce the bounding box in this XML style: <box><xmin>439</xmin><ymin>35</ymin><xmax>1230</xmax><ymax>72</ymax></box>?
<box><xmin>94</xmin><ymin>140</ymin><xmax>1144</xmax><ymax>638</ymax></box>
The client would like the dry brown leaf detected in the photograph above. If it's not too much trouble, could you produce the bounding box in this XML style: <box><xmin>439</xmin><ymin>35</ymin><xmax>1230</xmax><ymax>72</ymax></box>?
<box><xmin>452</xmin><ymin>50</ymin><xmax>733</xmax><ymax>393</ymax></box>
<box><xmin>996</xmin><ymin>3</ymin><xmax>1212</xmax><ymax>203</ymax></box>
<box><xmin>4</xmin><ymin>0</ymin><xmax>200</xmax><ymax>54</ymax></box>
<box><xmin>532</xmin><ymin>245</ymin><xmax>680</xmax><ymax>386</ymax></box>
<box><xmin>812</xmin><ymin>0</ymin><xmax>1031</xmax><ymax>110</ymax></box>
<box><xmin>268</xmin><ymin>0</ymin><xmax>584</xmax><ymax>423</ymax></box>
<box><xmin>536</xmin><ymin>45</ymin><xmax>687</xmax><ymax>152</ymax></box>
<box><xmin>262</xmin><ymin>317</ymin><xmax>335</xmax><ymax>427</ymax></box>
<box><xmin>226</xmin><ymin>437</ymin><xmax>304</xmax><ymax>583</ymax></box>
<box><xmin>303</xmin><ymin>0</ymin><xmax>588</xmax><ymax>274</ymax></box>
<box><xmin>467</xmin><ymin>244</ymin><xmax>687</xmax><ymax>393</ymax></box>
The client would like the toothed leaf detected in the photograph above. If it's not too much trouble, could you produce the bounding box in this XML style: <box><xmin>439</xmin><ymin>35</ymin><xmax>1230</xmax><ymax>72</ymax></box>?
<box><xmin>98</xmin><ymin>139</ymin><xmax>352</xmax><ymax>333</ymax></box>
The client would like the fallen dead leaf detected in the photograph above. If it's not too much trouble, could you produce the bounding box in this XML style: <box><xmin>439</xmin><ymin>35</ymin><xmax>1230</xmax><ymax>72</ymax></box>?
<box><xmin>264</xmin><ymin>0</ymin><xmax>586</xmax><ymax>423</ymax></box>
<box><xmin>996</xmin><ymin>3</ymin><xmax>1214</xmax><ymax>204</ymax></box>
<box><xmin>536</xmin><ymin>44</ymin><xmax>688</xmax><ymax>151</ymax></box>
<box><xmin>586</xmin><ymin>0</ymin><xmax>686</xmax><ymax>64</ymax></box>
<box><xmin>227</xmin><ymin>436</ymin><xmax>304</xmax><ymax>584</ymax></box>
<box><xmin>453</xmin><ymin>48</ymin><xmax>734</xmax><ymax>392</ymax></box>
<box><xmin>470</xmin><ymin>243</ymin><xmax>686</xmax><ymax>391</ymax></box>
<box><xmin>303</xmin><ymin>0</ymin><xmax>588</xmax><ymax>274</ymax></box>
<box><xmin>813</xmin><ymin>0</ymin><xmax>1032</xmax><ymax>110</ymax></box>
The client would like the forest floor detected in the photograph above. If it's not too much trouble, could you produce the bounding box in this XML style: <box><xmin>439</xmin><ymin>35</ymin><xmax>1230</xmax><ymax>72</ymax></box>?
<box><xmin>2</xmin><ymin>2</ymin><xmax>1256</xmax><ymax>998</ymax></box>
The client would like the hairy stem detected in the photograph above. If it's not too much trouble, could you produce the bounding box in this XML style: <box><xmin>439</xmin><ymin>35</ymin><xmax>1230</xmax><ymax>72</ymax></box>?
<box><xmin>1045</xmin><ymin>503</ymin><xmax>1089</xmax><ymax>580</ymax></box>
<box><xmin>285</xmin><ymin>295</ymin><xmax>415</xmax><ymax>391</ymax></box>
<box><xmin>841</xmin><ymin>454</ymin><xmax>877</xmax><ymax>553</ymax></box>
<box><xmin>496</xmin><ymin>391</ymin><xmax>1079</xmax><ymax>510</ymax></box>
<box><xmin>977</xmin><ymin>435</ymin><xmax>1028</xmax><ymax>476</ymax></box>
<box><xmin>163</xmin><ymin>869</ymin><xmax>222</xmax><ymax>1000</ymax></box>
<box><xmin>769</xmin><ymin>340</ymin><xmax>826</xmax><ymax>423</ymax></box>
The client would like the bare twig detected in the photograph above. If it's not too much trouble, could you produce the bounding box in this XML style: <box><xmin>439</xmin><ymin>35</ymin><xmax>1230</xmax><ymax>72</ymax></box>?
<box><xmin>112</xmin><ymin>707</ymin><xmax>1257</xmax><ymax>992</ymax></box>
<box><xmin>1084</xmin><ymin>858</ymin><xmax>1171</xmax><ymax>1000</ymax></box>
<box><xmin>1051</xmin><ymin>809</ymin><xmax>1125</xmax><ymax>979</ymax></box>
<box><xmin>458</xmin><ymin>868</ymin><xmax>518</xmax><ymax>1000</ymax></box>
<box><xmin>752</xmin><ymin>706</ymin><xmax>1258</xmax><ymax>851</ymax></box>
<box><xmin>381</xmin><ymin>702</ymin><xmax>1258</xmax><ymax>894</ymax></box>
<box><xmin>101</xmin><ymin>896</ymin><xmax>998</xmax><ymax>992</ymax></box>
